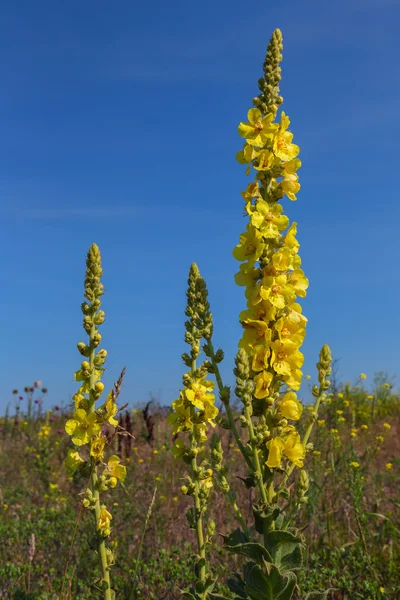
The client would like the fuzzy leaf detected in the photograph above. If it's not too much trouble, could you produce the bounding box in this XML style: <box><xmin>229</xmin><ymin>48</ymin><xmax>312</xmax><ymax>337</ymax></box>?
<box><xmin>242</xmin><ymin>561</ymin><xmax>297</xmax><ymax>600</ymax></box>
<box><xmin>223</xmin><ymin>529</ymin><xmax>273</xmax><ymax>565</ymax></box>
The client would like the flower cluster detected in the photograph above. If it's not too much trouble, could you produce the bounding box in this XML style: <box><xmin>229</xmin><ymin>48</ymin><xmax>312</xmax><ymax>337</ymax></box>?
<box><xmin>64</xmin><ymin>244</ymin><xmax>126</xmax><ymax>598</ymax></box>
<box><xmin>233</xmin><ymin>29</ymin><xmax>309</xmax><ymax>471</ymax></box>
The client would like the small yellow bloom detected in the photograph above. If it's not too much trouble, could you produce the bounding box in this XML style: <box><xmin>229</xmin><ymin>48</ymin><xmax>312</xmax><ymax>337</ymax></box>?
<box><xmin>337</xmin><ymin>393</ymin><xmax>343</xmax><ymax>399</ymax></box>
<box><xmin>138</xmin><ymin>458</ymin><xmax>144</xmax><ymax>464</ymax></box>
<box><xmin>98</xmin><ymin>506</ymin><xmax>112</xmax><ymax>536</ymax></box>
<box><xmin>361</xmin><ymin>424</ymin><xmax>368</xmax><ymax>431</ymax></box>
<box><xmin>153</xmin><ymin>449</ymin><xmax>158</xmax><ymax>455</ymax></box>
<box><xmin>385</xmin><ymin>463</ymin><xmax>393</xmax><ymax>470</ymax></box>
<box><xmin>317</xmin><ymin>419</ymin><xmax>325</xmax><ymax>426</ymax></box>
<box><xmin>350</xmin><ymin>461</ymin><xmax>360</xmax><ymax>468</ymax></box>
<box><xmin>367</xmin><ymin>394</ymin><xmax>373</xmax><ymax>400</ymax></box>
<box><xmin>278</xmin><ymin>392</ymin><xmax>303</xmax><ymax>421</ymax></box>
<box><xmin>312</xmin><ymin>450</ymin><xmax>321</xmax><ymax>457</ymax></box>
<box><xmin>376</xmin><ymin>436</ymin><xmax>384</xmax><ymax>444</ymax></box>
<box><xmin>106</xmin><ymin>455</ymin><xmax>127</xmax><ymax>488</ymax></box>
<box><xmin>359</xmin><ymin>373</ymin><xmax>367</xmax><ymax>380</ymax></box>
<box><xmin>305</xmin><ymin>375</ymin><xmax>311</xmax><ymax>380</ymax></box>
<box><xmin>383</xmin><ymin>383</ymin><xmax>390</xmax><ymax>389</ymax></box>
<box><xmin>383</xmin><ymin>423</ymin><xmax>391</xmax><ymax>430</ymax></box>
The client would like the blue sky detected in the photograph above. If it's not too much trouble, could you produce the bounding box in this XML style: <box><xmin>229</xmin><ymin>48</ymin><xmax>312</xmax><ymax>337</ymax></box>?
<box><xmin>1</xmin><ymin>0</ymin><xmax>399</xmax><ymax>412</ymax></box>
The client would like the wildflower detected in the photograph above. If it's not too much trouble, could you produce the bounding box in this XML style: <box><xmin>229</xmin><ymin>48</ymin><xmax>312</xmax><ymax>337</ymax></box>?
<box><xmin>330</xmin><ymin>428</ymin><xmax>338</xmax><ymax>434</ymax></box>
<box><xmin>360</xmin><ymin>373</ymin><xmax>367</xmax><ymax>380</ymax></box>
<box><xmin>65</xmin><ymin>409</ymin><xmax>101</xmax><ymax>446</ymax></box>
<box><xmin>305</xmin><ymin>375</ymin><xmax>311</xmax><ymax>380</ymax></box>
<box><xmin>383</xmin><ymin>423</ymin><xmax>391</xmax><ymax>430</ymax></box>
<box><xmin>49</xmin><ymin>483</ymin><xmax>59</xmax><ymax>490</ymax></box>
<box><xmin>90</xmin><ymin>434</ymin><xmax>106</xmax><ymax>462</ymax></box>
<box><xmin>336</xmin><ymin>410</ymin><xmax>343</xmax><ymax>415</ymax></box>
<box><xmin>376</xmin><ymin>436</ymin><xmax>384</xmax><ymax>444</ymax></box>
<box><xmin>386</xmin><ymin>463</ymin><xmax>393</xmax><ymax>470</ymax></box>
<box><xmin>317</xmin><ymin>419</ymin><xmax>325</xmax><ymax>426</ymax></box>
<box><xmin>350</xmin><ymin>462</ymin><xmax>360</xmax><ymax>468</ymax></box>
<box><xmin>361</xmin><ymin>424</ymin><xmax>368</xmax><ymax>431</ymax></box>
<box><xmin>106</xmin><ymin>455</ymin><xmax>127</xmax><ymax>488</ymax></box>
<box><xmin>238</xmin><ymin>108</ymin><xmax>275</xmax><ymax>146</ymax></box>
<box><xmin>312</xmin><ymin>450</ymin><xmax>321</xmax><ymax>456</ymax></box>
<box><xmin>367</xmin><ymin>394</ymin><xmax>373</xmax><ymax>399</ymax></box>
<box><xmin>337</xmin><ymin>393</ymin><xmax>343</xmax><ymax>399</ymax></box>
<box><xmin>38</xmin><ymin>425</ymin><xmax>51</xmax><ymax>438</ymax></box>
<box><xmin>351</xmin><ymin>428</ymin><xmax>358</xmax><ymax>438</ymax></box>
<box><xmin>152</xmin><ymin>449</ymin><xmax>158</xmax><ymax>455</ymax></box>
<box><xmin>138</xmin><ymin>458</ymin><xmax>144</xmax><ymax>463</ymax></box>
<box><xmin>98</xmin><ymin>506</ymin><xmax>112</xmax><ymax>536</ymax></box>
<box><xmin>383</xmin><ymin>383</ymin><xmax>390</xmax><ymax>389</ymax></box>
<box><xmin>278</xmin><ymin>391</ymin><xmax>303</xmax><ymax>420</ymax></box>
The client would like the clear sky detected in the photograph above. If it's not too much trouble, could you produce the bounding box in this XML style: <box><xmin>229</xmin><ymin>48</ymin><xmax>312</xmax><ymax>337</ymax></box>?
<box><xmin>1</xmin><ymin>0</ymin><xmax>399</xmax><ymax>412</ymax></box>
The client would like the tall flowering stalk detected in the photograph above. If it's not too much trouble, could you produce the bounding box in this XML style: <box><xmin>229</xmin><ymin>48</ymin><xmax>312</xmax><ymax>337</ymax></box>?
<box><xmin>188</xmin><ymin>30</ymin><xmax>333</xmax><ymax>599</ymax></box>
<box><xmin>168</xmin><ymin>264</ymin><xmax>219</xmax><ymax>600</ymax></box>
<box><xmin>64</xmin><ymin>244</ymin><xmax>126</xmax><ymax>600</ymax></box>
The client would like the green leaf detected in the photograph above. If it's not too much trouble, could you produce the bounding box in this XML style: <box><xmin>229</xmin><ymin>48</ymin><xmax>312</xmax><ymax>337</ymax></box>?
<box><xmin>227</xmin><ymin>574</ymin><xmax>247</xmax><ymax>599</ymax></box>
<box><xmin>223</xmin><ymin>528</ymin><xmax>273</xmax><ymax>565</ymax></box>
<box><xmin>253</xmin><ymin>504</ymin><xmax>281</xmax><ymax>535</ymax></box>
<box><xmin>242</xmin><ymin>561</ymin><xmax>297</xmax><ymax>600</ymax></box>
<box><xmin>264</xmin><ymin>530</ymin><xmax>304</xmax><ymax>570</ymax></box>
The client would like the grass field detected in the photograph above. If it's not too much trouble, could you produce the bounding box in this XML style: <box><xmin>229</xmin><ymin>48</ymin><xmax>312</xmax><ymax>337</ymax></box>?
<box><xmin>1</xmin><ymin>378</ymin><xmax>399</xmax><ymax>599</ymax></box>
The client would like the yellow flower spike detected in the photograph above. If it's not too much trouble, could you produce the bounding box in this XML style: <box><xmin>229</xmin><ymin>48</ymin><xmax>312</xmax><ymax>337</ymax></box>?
<box><xmin>278</xmin><ymin>392</ymin><xmax>303</xmax><ymax>421</ymax></box>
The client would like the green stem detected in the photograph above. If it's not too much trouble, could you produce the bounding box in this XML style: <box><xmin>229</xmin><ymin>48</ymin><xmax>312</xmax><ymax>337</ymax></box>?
<box><xmin>89</xmin><ymin>324</ymin><xmax>111</xmax><ymax>600</ymax></box>
<box><xmin>208</xmin><ymin>342</ymin><xmax>253</xmax><ymax>471</ymax></box>
<box><xmin>190</xmin><ymin>341</ymin><xmax>207</xmax><ymax>594</ymax></box>
<box><xmin>244</xmin><ymin>404</ymin><xmax>268</xmax><ymax>505</ymax></box>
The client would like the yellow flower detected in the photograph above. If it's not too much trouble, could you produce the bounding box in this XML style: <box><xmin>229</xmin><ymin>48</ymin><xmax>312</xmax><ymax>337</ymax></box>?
<box><xmin>367</xmin><ymin>394</ymin><xmax>373</xmax><ymax>400</ymax></box>
<box><xmin>270</xmin><ymin>340</ymin><xmax>304</xmax><ymax>377</ymax></box>
<box><xmin>383</xmin><ymin>423</ymin><xmax>391</xmax><ymax>430</ymax></box>
<box><xmin>49</xmin><ymin>483</ymin><xmax>59</xmax><ymax>490</ymax></box>
<box><xmin>278</xmin><ymin>392</ymin><xmax>303</xmax><ymax>421</ymax></box>
<box><xmin>283</xmin><ymin>432</ymin><xmax>305</xmax><ymax>467</ymax></box>
<box><xmin>104</xmin><ymin>395</ymin><xmax>118</xmax><ymax>427</ymax></box>
<box><xmin>337</xmin><ymin>393</ymin><xmax>343</xmax><ymax>399</ymax></box>
<box><xmin>360</xmin><ymin>373</ymin><xmax>367</xmax><ymax>380</ymax></box>
<box><xmin>361</xmin><ymin>424</ymin><xmax>368</xmax><ymax>431</ymax></box>
<box><xmin>266</xmin><ymin>437</ymin><xmax>285</xmax><ymax>468</ymax></box>
<box><xmin>251</xmin><ymin>346</ymin><xmax>270</xmax><ymax>372</ymax></box>
<box><xmin>336</xmin><ymin>410</ymin><xmax>343</xmax><ymax>415</ymax></box>
<box><xmin>233</xmin><ymin>226</ymin><xmax>264</xmax><ymax>266</ymax></box>
<box><xmin>138</xmin><ymin>458</ymin><xmax>144</xmax><ymax>464</ymax></box>
<box><xmin>106</xmin><ymin>455</ymin><xmax>127</xmax><ymax>488</ymax></box>
<box><xmin>313</xmin><ymin>450</ymin><xmax>321</xmax><ymax>456</ymax></box>
<box><xmin>250</xmin><ymin>200</ymin><xmax>289</xmax><ymax>238</ymax></box>
<box><xmin>338</xmin><ymin>417</ymin><xmax>346</xmax><ymax>423</ymax></box>
<box><xmin>260</xmin><ymin>274</ymin><xmax>295</xmax><ymax>308</ymax></box>
<box><xmin>167</xmin><ymin>401</ymin><xmax>192</xmax><ymax>433</ymax></box>
<box><xmin>383</xmin><ymin>383</ymin><xmax>390</xmax><ymax>389</ymax></box>
<box><xmin>305</xmin><ymin>375</ymin><xmax>311</xmax><ymax>380</ymax></box>
<box><xmin>350</xmin><ymin>461</ymin><xmax>360</xmax><ymax>468</ymax></box>
<box><xmin>238</xmin><ymin>108</ymin><xmax>275</xmax><ymax>146</ymax></box>
<box><xmin>184</xmin><ymin>380</ymin><xmax>215</xmax><ymax>411</ymax></box>
<box><xmin>240</xmin><ymin>318</ymin><xmax>272</xmax><ymax>350</ymax></box>
<box><xmin>98</xmin><ymin>506</ymin><xmax>112</xmax><ymax>536</ymax></box>
<box><xmin>254</xmin><ymin>370</ymin><xmax>273</xmax><ymax>399</ymax></box>
<box><xmin>273</xmin><ymin>112</ymin><xmax>299</xmax><ymax>161</ymax></box>
<box><xmin>38</xmin><ymin>425</ymin><xmax>51</xmax><ymax>438</ymax></box>
<box><xmin>317</xmin><ymin>419</ymin><xmax>325</xmax><ymax>426</ymax></box>
<box><xmin>376</xmin><ymin>436</ymin><xmax>384</xmax><ymax>444</ymax></box>
<box><xmin>65</xmin><ymin>409</ymin><xmax>101</xmax><ymax>446</ymax></box>
<box><xmin>385</xmin><ymin>463</ymin><xmax>393</xmax><ymax>470</ymax></box>
<box><xmin>280</xmin><ymin>173</ymin><xmax>300</xmax><ymax>201</ymax></box>
<box><xmin>90</xmin><ymin>434</ymin><xmax>106</xmax><ymax>462</ymax></box>
<box><xmin>289</xmin><ymin>269</ymin><xmax>308</xmax><ymax>298</ymax></box>
<box><xmin>254</xmin><ymin>149</ymin><xmax>274</xmax><ymax>171</ymax></box>
<box><xmin>351</xmin><ymin>428</ymin><xmax>358</xmax><ymax>438</ymax></box>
